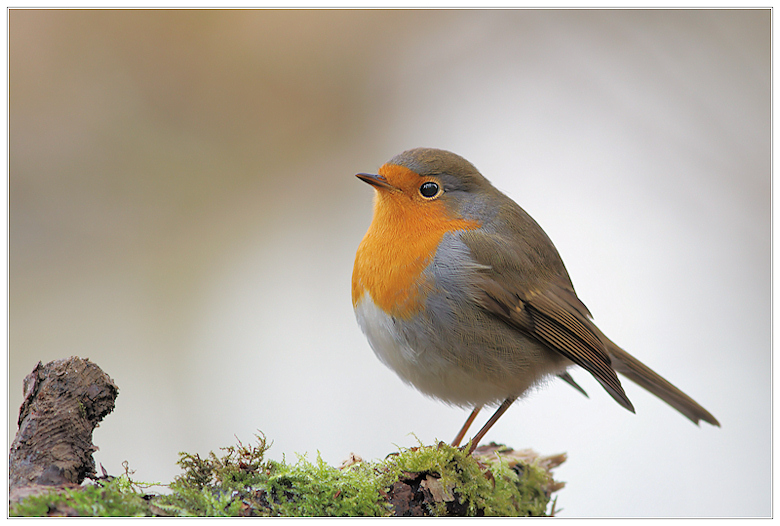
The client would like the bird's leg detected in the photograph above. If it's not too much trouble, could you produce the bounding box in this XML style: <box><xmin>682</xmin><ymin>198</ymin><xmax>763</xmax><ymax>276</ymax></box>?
<box><xmin>467</xmin><ymin>396</ymin><xmax>517</xmax><ymax>454</ymax></box>
<box><xmin>451</xmin><ymin>405</ymin><xmax>482</xmax><ymax>447</ymax></box>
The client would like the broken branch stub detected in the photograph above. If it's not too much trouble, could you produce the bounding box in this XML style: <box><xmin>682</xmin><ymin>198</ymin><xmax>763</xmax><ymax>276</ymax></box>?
<box><xmin>9</xmin><ymin>357</ymin><xmax>119</xmax><ymax>490</ymax></box>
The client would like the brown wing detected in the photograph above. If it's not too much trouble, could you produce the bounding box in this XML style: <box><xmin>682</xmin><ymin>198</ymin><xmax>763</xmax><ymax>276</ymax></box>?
<box><xmin>458</xmin><ymin>202</ymin><xmax>718</xmax><ymax>426</ymax></box>
<box><xmin>474</xmin><ymin>274</ymin><xmax>635</xmax><ymax>413</ymax></box>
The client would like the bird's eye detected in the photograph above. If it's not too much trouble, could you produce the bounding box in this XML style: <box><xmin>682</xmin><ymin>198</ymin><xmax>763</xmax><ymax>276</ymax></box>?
<box><xmin>419</xmin><ymin>181</ymin><xmax>440</xmax><ymax>198</ymax></box>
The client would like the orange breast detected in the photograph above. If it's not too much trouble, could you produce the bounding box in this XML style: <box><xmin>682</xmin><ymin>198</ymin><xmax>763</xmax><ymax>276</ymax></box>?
<box><xmin>352</xmin><ymin>165</ymin><xmax>480</xmax><ymax>319</ymax></box>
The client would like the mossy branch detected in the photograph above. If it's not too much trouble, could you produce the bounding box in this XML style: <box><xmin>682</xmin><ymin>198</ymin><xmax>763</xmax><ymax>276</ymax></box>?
<box><xmin>9</xmin><ymin>358</ymin><xmax>566</xmax><ymax>517</ymax></box>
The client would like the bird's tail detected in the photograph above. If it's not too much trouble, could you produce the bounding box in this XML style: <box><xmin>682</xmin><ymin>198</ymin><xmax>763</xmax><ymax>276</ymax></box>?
<box><xmin>605</xmin><ymin>340</ymin><xmax>720</xmax><ymax>427</ymax></box>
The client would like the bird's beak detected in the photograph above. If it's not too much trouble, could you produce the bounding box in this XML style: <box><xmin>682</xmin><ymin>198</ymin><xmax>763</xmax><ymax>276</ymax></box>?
<box><xmin>356</xmin><ymin>172</ymin><xmax>395</xmax><ymax>191</ymax></box>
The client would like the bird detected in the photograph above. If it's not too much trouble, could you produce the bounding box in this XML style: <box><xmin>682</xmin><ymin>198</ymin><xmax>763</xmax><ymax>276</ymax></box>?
<box><xmin>351</xmin><ymin>147</ymin><xmax>719</xmax><ymax>453</ymax></box>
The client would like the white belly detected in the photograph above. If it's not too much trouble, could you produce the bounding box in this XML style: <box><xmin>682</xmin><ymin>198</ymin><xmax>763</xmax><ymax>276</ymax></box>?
<box><xmin>354</xmin><ymin>292</ymin><xmax>545</xmax><ymax>407</ymax></box>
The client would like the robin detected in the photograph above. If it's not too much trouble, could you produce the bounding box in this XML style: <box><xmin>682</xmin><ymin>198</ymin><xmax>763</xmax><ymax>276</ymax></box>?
<box><xmin>352</xmin><ymin>147</ymin><xmax>719</xmax><ymax>453</ymax></box>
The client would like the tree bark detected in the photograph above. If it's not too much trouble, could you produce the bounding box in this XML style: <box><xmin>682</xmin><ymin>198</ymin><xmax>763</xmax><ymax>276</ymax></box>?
<box><xmin>9</xmin><ymin>357</ymin><xmax>118</xmax><ymax>491</ymax></box>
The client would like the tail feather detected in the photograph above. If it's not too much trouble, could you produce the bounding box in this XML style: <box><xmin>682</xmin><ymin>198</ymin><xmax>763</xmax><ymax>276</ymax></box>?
<box><xmin>606</xmin><ymin>341</ymin><xmax>720</xmax><ymax>427</ymax></box>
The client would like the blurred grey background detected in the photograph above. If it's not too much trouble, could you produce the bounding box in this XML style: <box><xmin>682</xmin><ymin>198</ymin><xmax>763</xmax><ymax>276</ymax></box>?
<box><xmin>9</xmin><ymin>9</ymin><xmax>769</xmax><ymax>517</ymax></box>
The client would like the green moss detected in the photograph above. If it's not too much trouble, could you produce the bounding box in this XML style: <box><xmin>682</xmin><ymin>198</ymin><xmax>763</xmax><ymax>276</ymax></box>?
<box><xmin>381</xmin><ymin>441</ymin><xmax>559</xmax><ymax>516</ymax></box>
<box><xmin>155</xmin><ymin>434</ymin><xmax>390</xmax><ymax>517</ymax></box>
<box><xmin>153</xmin><ymin>434</ymin><xmax>274</xmax><ymax>517</ymax></box>
<box><xmin>9</xmin><ymin>475</ymin><xmax>151</xmax><ymax>517</ymax></box>
<box><xmin>478</xmin><ymin>447</ymin><xmax>558</xmax><ymax>516</ymax></box>
<box><xmin>262</xmin><ymin>454</ymin><xmax>391</xmax><ymax>516</ymax></box>
<box><xmin>10</xmin><ymin>434</ymin><xmax>563</xmax><ymax>517</ymax></box>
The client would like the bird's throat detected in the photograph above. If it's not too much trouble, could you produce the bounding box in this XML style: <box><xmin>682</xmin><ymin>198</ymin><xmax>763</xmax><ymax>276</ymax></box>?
<box><xmin>352</xmin><ymin>194</ymin><xmax>479</xmax><ymax>319</ymax></box>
